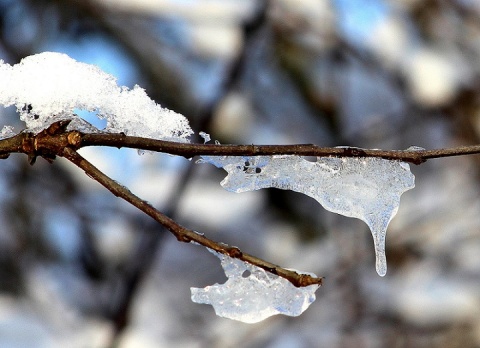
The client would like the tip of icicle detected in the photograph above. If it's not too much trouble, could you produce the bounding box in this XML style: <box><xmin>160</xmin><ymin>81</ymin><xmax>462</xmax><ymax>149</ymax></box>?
<box><xmin>376</xmin><ymin>263</ymin><xmax>387</xmax><ymax>277</ymax></box>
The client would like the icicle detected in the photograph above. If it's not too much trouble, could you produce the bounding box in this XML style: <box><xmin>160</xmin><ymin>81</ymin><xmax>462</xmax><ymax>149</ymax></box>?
<box><xmin>200</xmin><ymin>154</ymin><xmax>415</xmax><ymax>276</ymax></box>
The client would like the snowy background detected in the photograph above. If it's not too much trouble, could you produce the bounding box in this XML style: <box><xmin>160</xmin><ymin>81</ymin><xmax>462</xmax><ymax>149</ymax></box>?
<box><xmin>2</xmin><ymin>0</ymin><xmax>480</xmax><ymax>347</ymax></box>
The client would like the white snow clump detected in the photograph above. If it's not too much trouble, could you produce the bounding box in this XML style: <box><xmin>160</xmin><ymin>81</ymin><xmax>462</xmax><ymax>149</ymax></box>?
<box><xmin>200</xmin><ymin>154</ymin><xmax>415</xmax><ymax>276</ymax></box>
<box><xmin>0</xmin><ymin>52</ymin><xmax>193</xmax><ymax>141</ymax></box>
<box><xmin>191</xmin><ymin>249</ymin><xmax>319</xmax><ymax>323</ymax></box>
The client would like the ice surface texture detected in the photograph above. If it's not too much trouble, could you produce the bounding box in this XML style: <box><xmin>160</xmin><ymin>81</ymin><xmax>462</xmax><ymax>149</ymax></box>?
<box><xmin>0</xmin><ymin>125</ymin><xmax>15</xmax><ymax>140</ymax></box>
<box><xmin>201</xmin><ymin>155</ymin><xmax>415</xmax><ymax>276</ymax></box>
<box><xmin>0</xmin><ymin>52</ymin><xmax>193</xmax><ymax>141</ymax></box>
<box><xmin>191</xmin><ymin>250</ymin><xmax>319</xmax><ymax>323</ymax></box>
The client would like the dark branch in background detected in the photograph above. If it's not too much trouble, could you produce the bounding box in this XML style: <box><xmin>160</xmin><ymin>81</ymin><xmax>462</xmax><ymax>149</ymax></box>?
<box><xmin>107</xmin><ymin>144</ymin><xmax>198</xmax><ymax>346</ymax></box>
<box><xmin>61</xmin><ymin>146</ymin><xmax>322</xmax><ymax>288</ymax></box>
<box><xmin>194</xmin><ymin>0</ymin><xmax>268</xmax><ymax>133</ymax></box>
<box><xmin>105</xmin><ymin>5</ymin><xmax>270</xmax><ymax>344</ymax></box>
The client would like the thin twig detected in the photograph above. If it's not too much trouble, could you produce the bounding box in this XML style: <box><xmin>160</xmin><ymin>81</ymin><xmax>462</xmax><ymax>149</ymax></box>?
<box><xmin>2</xmin><ymin>127</ymin><xmax>480</xmax><ymax>165</ymax></box>
<box><xmin>61</xmin><ymin>147</ymin><xmax>322</xmax><ymax>287</ymax></box>
<box><xmin>79</xmin><ymin>132</ymin><xmax>480</xmax><ymax>164</ymax></box>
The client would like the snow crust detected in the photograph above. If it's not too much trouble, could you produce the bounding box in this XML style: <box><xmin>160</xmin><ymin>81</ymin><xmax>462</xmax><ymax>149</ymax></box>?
<box><xmin>0</xmin><ymin>52</ymin><xmax>193</xmax><ymax>141</ymax></box>
<box><xmin>201</xmin><ymin>154</ymin><xmax>415</xmax><ymax>276</ymax></box>
<box><xmin>190</xmin><ymin>250</ymin><xmax>319</xmax><ymax>323</ymax></box>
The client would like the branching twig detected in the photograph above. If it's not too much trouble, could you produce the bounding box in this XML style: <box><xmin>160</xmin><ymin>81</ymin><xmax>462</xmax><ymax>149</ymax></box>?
<box><xmin>72</xmin><ymin>131</ymin><xmax>480</xmax><ymax>164</ymax></box>
<box><xmin>61</xmin><ymin>146</ymin><xmax>322</xmax><ymax>287</ymax></box>
<box><xmin>3</xmin><ymin>122</ymin><xmax>480</xmax><ymax>286</ymax></box>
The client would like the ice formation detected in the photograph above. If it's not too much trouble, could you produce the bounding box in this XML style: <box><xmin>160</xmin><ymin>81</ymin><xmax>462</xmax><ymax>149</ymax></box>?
<box><xmin>0</xmin><ymin>125</ymin><xmax>15</xmax><ymax>140</ymax></box>
<box><xmin>201</xmin><ymin>154</ymin><xmax>415</xmax><ymax>276</ymax></box>
<box><xmin>191</xmin><ymin>249</ymin><xmax>319</xmax><ymax>323</ymax></box>
<box><xmin>0</xmin><ymin>52</ymin><xmax>193</xmax><ymax>141</ymax></box>
<box><xmin>199</xmin><ymin>131</ymin><xmax>211</xmax><ymax>143</ymax></box>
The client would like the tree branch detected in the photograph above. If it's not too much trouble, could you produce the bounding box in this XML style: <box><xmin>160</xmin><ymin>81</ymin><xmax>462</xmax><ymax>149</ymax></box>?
<box><xmin>61</xmin><ymin>146</ymin><xmax>322</xmax><ymax>287</ymax></box>
<box><xmin>2</xmin><ymin>122</ymin><xmax>480</xmax><ymax>286</ymax></box>
<box><xmin>79</xmin><ymin>132</ymin><xmax>480</xmax><ymax>164</ymax></box>
<box><xmin>2</xmin><ymin>125</ymin><xmax>480</xmax><ymax>165</ymax></box>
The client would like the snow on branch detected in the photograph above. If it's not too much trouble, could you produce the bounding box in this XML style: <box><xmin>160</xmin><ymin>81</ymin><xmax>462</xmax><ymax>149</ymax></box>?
<box><xmin>200</xmin><ymin>154</ymin><xmax>415</xmax><ymax>276</ymax></box>
<box><xmin>0</xmin><ymin>52</ymin><xmax>193</xmax><ymax>141</ymax></box>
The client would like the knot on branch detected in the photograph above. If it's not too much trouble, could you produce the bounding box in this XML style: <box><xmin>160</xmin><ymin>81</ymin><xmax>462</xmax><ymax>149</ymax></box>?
<box><xmin>67</xmin><ymin>131</ymin><xmax>82</xmax><ymax>147</ymax></box>
<box><xmin>342</xmin><ymin>147</ymin><xmax>367</xmax><ymax>157</ymax></box>
<box><xmin>295</xmin><ymin>273</ymin><xmax>323</xmax><ymax>287</ymax></box>
<box><xmin>22</xmin><ymin>120</ymin><xmax>74</xmax><ymax>164</ymax></box>
<box><xmin>227</xmin><ymin>247</ymin><xmax>243</xmax><ymax>258</ymax></box>
<box><xmin>411</xmin><ymin>155</ymin><xmax>427</xmax><ymax>165</ymax></box>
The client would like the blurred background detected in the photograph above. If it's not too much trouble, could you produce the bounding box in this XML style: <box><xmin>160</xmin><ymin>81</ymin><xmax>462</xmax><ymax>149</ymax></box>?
<box><xmin>1</xmin><ymin>0</ymin><xmax>480</xmax><ymax>347</ymax></box>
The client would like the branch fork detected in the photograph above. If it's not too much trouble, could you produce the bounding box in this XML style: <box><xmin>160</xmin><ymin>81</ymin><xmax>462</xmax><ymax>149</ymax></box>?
<box><xmin>2</xmin><ymin>119</ymin><xmax>480</xmax><ymax>286</ymax></box>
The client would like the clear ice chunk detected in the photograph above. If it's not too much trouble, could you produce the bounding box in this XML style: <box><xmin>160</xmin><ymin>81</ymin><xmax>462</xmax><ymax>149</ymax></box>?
<box><xmin>190</xmin><ymin>249</ymin><xmax>319</xmax><ymax>323</ymax></box>
<box><xmin>201</xmin><ymin>154</ymin><xmax>415</xmax><ymax>276</ymax></box>
<box><xmin>0</xmin><ymin>125</ymin><xmax>15</xmax><ymax>140</ymax></box>
<box><xmin>199</xmin><ymin>131</ymin><xmax>211</xmax><ymax>143</ymax></box>
<box><xmin>406</xmin><ymin>146</ymin><xmax>426</xmax><ymax>151</ymax></box>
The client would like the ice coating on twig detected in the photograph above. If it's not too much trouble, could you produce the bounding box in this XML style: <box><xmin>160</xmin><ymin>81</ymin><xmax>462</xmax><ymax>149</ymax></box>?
<box><xmin>0</xmin><ymin>52</ymin><xmax>193</xmax><ymax>141</ymax></box>
<box><xmin>190</xmin><ymin>249</ymin><xmax>319</xmax><ymax>323</ymax></box>
<box><xmin>201</xmin><ymin>155</ymin><xmax>415</xmax><ymax>276</ymax></box>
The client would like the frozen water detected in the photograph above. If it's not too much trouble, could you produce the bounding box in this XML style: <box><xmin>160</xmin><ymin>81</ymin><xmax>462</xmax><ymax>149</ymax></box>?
<box><xmin>0</xmin><ymin>52</ymin><xmax>193</xmax><ymax>141</ymax></box>
<box><xmin>199</xmin><ymin>131</ymin><xmax>211</xmax><ymax>143</ymax></box>
<box><xmin>0</xmin><ymin>125</ymin><xmax>15</xmax><ymax>139</ymax></box>
<box><xmin>190</xmin><ymin>249</ymin><xmax>319</xmax><ymax>323</ymax></box>
<box><xmin>201</xmin><ymin>154</ymin><xmax>415</xmax><ymax>276</ymax></box>
<box><xmin>406</xmin><ymin>146</ymin><xmax>426</xmax><ymax>151</ymax></box>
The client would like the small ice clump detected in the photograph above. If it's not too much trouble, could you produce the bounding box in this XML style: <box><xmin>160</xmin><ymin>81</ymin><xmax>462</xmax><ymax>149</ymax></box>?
<box><xmin>0</xmin><ymin>52</ymin><xmax>193</xmax><ymax>141</ymax></box>
<box><xmin>201</xmin><ymin>154</ymin><xmax>415</xmax><ymax>276</ymax></box>
<box><xmin>406</xmin><ymin>146</ymin><xmax>426</xmax><ymax>151</ymax></box>
<box><xmin>191</xmin><ymin>249</ymin><xmax>319</xmax><ymax>323</ymax></box>
<box><xmin>0</xmin><ymin>125</ymin><xmax>15</xmax><ymax>140</ymax></box>
<box><xmin>199</xmin><ymin>131</ymin><xmax>211</xmax><ymax>143</ymax></box>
